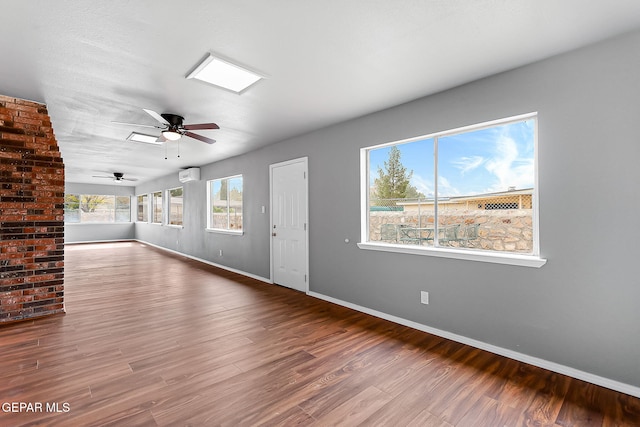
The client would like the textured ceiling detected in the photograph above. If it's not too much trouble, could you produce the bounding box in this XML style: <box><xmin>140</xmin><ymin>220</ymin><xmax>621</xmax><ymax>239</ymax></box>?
<box><xmin>2</xmin><ymin>1</ymin><xmax>640</xmax><ymax>186</ymax></box>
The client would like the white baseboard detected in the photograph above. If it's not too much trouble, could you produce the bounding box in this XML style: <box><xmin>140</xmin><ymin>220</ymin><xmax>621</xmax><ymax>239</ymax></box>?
<box><xmin>307</xmin><ymin>291</ymin><xmax>640</xmax><ymax>399</ymax></box>
<box><xmin>135</xmin><ymin>239</ymin><xmax>272</xmax><ymax>284</ymax></box>
<box><xmin>65</xmin><ymin>239</ymin><xmax>136</xmax><ymax>245</ymax></box>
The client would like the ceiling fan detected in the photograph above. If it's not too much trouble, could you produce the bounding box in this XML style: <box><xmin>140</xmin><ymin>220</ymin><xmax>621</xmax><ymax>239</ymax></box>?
<box><xmin>113</xmin><ymin>109</ymin><xmax>219</xmax><ymax>144</ymax></box>
<box><xmin>92</xmin><ymin>172</ymin><xmax>137</xmax><ymax>182</ymax></box>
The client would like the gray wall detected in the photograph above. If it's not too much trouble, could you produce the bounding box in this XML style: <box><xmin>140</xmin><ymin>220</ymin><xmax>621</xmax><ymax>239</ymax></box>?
<box><xmin>64</xmin><ymin>183</ymin><xmax>135</xmax><ymax>243</ymax></box>
<box><xmin>132</xmin><ymin>31</ymin><xmax>640</xmax><ymax>389</ymax></box>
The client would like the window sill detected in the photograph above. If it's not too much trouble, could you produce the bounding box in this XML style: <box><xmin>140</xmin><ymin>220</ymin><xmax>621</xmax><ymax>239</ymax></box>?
<box><xmin>166</xmin><ymin>224</ymin><xmax>184</xmax><ymax>229</ymax></box>
<box><xmin>65</xmin><ymin>222</ymin><xmax>132</xmax><ymax>225</ymax></box>
<box><xmin>206</xmin><ymin>228</ymin><xmax>244</xmax><ymax>236</ymax></box>
<box><xmin>357</xmin><ymin>242</ymin><xmax>546</xmax><ymax>268</ymax></box>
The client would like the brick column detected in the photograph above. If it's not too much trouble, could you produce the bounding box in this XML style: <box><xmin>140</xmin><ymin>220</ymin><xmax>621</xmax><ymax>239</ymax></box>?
<box><xmin>0</xmin><ymin>94</ymin><xmax>65</xmax><ymax>323</ymax></box>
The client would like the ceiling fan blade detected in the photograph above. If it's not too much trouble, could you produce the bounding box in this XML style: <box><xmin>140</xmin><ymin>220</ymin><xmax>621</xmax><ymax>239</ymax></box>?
<box><xmin>111</xmin><ymin>121</ymin><xmax>161</xmax><ymax>129</ymax></box>
<box><xmin>122</xmin><ymin>178</ymin><xmax>138</xmax><ymax>181</ymax></box>
<box><xmin>183</xmin><ymin>123</ymin><xmax>220</xmax><ymax>131</ymax></box>
<box><xmin>143</xmin><ymin>109</ymin><xmax>170</xmax><ymax>126</ymax></box>
<box><xmin>185</xmin><ymin>131</ymin><xmax>216</xmax><ymax>144</ymax></box>
<box><xmin>91</xmin><ymin>175</ymin><xmax>112</xmax><ymax>179</ymax></box>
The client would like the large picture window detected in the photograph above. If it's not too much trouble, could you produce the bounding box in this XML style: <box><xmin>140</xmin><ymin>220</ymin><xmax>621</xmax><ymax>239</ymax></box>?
<box><xmin>167</xmin><ymin>187</ymin><xmax>184</xmax><ymax>226</ymax></box>
<box><xmin>64</xmin><ymin>194</ymin><xmax>131</xmax><ymax>223</ymax></box>
<box><xmin>361</xmin><ymin>113</ymin><xmax>542</xmax><ymax>264</ymax></box>
<box><xmin>207</xmin><ymin>175</ymin><xmax>243</xmax><ymax>233</ymax></box>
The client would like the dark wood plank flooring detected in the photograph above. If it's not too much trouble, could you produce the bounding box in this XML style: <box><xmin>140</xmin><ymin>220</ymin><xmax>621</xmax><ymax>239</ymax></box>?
<box><xmin>1</xmin><ymin>241</ymin><xmax>639</xmax><ymax>426</ymax></box>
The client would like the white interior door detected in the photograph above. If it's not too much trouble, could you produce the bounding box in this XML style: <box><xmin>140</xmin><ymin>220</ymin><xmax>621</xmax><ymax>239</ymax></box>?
<box><xmin>270</xmin><ymin>158</ymin><xmax>308</xmax><ymax>292</ymax></box>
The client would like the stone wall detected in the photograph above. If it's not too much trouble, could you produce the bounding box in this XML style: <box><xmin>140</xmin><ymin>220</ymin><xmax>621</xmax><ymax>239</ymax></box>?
<box><xmin>369</xmin><ymin>209</ymin><xmax>533</xmax><ymax>253</ymax></box>
<box><xmin>0</xmin><ymin>95</ymin><xmax>65</xmax><ymax>323</ymax></box>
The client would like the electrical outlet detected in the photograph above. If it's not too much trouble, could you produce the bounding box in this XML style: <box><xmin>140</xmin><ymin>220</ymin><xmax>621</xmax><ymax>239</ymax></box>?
<box><xmin>219</xmin><ymin>249</ymin><xmax>223</xmax><ymax>257</ymax></box>
<box><xmin>420</xmin><ymin>291</ymin><xmax>429</xmax><ymax>305</ymax></box>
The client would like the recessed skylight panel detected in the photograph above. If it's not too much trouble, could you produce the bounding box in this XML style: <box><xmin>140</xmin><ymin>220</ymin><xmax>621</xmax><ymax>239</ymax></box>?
<box><xmin>127</xmin><ymin>132</ymin><xmax>161</xmax><ymax>145</ymax></box>
<box><xmin>186</xmin><ymin>54</ymin><xmax>263</xmax><ymax>93</ymax></box>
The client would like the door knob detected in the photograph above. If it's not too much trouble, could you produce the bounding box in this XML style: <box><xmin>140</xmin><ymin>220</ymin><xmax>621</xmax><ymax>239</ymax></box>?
<box><xmin>272</xmin><ymin>232</ymin><xmax>277</xmax><ymax>237</ymax></box>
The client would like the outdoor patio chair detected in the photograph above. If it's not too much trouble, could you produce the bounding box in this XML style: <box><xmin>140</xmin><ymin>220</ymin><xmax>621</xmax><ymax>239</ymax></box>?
<box><xmin>380</xmin><ymin>223</ymin><xmax>399</xmax><ymax>242</ymax></box>
<box><xmin>457</xmin><ymin>223</ymin><xmax>480</xmax><ymax>247</ymax></box>
<box><xmin>438</xmin><ymin>224</ymin><xmax>460</xmax><ymax>246</ymax></box>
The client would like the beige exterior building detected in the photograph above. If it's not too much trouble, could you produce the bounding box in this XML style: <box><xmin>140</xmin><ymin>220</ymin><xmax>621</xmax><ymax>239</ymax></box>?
<box><xmin>396</xmin><ymin>188</ymin><xmax>533</xmax><ymax>213</ymax></box>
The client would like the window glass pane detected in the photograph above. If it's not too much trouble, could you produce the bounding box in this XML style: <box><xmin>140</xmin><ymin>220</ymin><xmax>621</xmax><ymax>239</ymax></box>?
<box><xmin>228</xmin><ymin>176</ymin><xmax>243</xmax><ymax>231</ymax></box>
<box><xmin>80</xmin><ymin>195</ymin><xmax>114</xmax><ymax>222</ymax></box>
<box><xmin>208</xmin><ymin>176</ymin><xmax>243</xmax><ymax>231</ymax></box>
<box><xmin>152</xmin><ymin>191</ymin><xmax>162</xmax><ymax>223</ymax></box>
<box><xmin>168</xmin><ymin>187</ymin><xmax>183</xmax><ymax>226</ymax></box>
<box><xmin>437</xmin><ymin>119</ymin><xmax>535</xmax><ymax>252</ymax></box>
<box><xmin>64</xmin><ymin>194</ymin><xmax>80</xmax><ymax>223</ymax></box>
<box><xmin>211</xmin><ymin>180</ymin><xmax>228</xmax><ymax>229</ymax></box>
<box><xmin>368</xmin><ymin>138</ymin><xmax>434</xmax><ymax>245</ymax></box>
<box><xmin>137</xmin><ymin>194</ymin><xmax>148</xmax><ymax>222</ymax></box>
<box><xmin>115</xmin><ymin>196</ymin><xmax>131</xmax><ymax>223</ymax></box>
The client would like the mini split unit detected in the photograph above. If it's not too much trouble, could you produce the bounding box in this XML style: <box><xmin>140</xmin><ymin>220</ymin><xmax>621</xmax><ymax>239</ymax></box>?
<box><xmin>178</xmin><ymin>167</ymin><xmax>200</xmax><ymax>183</ymax></box>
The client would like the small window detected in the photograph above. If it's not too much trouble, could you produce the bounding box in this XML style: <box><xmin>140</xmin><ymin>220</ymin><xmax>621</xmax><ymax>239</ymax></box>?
<box><xmin>361</xmin><ymin>113</ymin><xmax>541</xmax><ymax>264</ymax></box>
<box><xmin>207</xmin><ymin>175</ymin><xmax>243</xmax><ymax>233</ymax></box>
<box><xmin>167</xmin><ymin>187</ymin><xmax>184</xmax><ymax>226</ymax></box>
<box><xmin>137</xmin><ymin>194</ymin><xmax>148</xmax><ymax>222</ymax></box>
<box><xmin>152</xmin><ymin>191</ymin><xmax>163</xmax><ymax>224</ymax></box>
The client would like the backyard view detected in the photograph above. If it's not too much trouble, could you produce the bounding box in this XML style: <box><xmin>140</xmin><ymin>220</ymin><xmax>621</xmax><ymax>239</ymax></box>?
<box><xmin>367</xmin><ymin>117</ymin><xmax>536</xmax><ymax>254</ymax></box>
<box><xmin>64</xmin><ymin>194</ymin><xmax>130</xmax><ymax>223</ymax></box>
<box><xmin>210</xmin><ymin>176</ymin><xmax>243</xmax><ymax>231</ymax></box>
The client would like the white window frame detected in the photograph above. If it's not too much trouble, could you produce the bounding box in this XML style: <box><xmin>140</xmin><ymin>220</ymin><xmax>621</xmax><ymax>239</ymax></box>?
<box><xmin>151</xmin><ymin>191</ymin><xmax>163</xmax><ymax>225</ymax></box>
<box><xmin>206</xmin><ymin>174</ymin><xmax>244</xmax><ymax>235</ymax></box>
<box><xmin>357</xmin><ymin>113</ymin><xmax>546</xmax><ymax>268</ymax></box>
<box><xmin>136</xmin><ymin>194</ymin><xmax>149</xmax><ymax>223</ymax></box>
<box><xmin>64</xmin><ymin>194</ymin><xmax>132</xmax><ymax>224</ymax></box>
<box><xmin>166</xmin><ymin>186</ymin><xmax>184</xmax><ymax>228</ymax></box>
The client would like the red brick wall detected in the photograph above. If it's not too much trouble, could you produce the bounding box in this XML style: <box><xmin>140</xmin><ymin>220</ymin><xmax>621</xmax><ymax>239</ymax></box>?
<box><xmin>0</xmin><ymin>94</ymin><xmax>65</xmax><ymax>323</ymax></box>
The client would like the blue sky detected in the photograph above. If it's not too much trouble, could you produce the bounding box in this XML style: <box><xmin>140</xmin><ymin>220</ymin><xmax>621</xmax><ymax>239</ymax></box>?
<box><xmin>369</xmin><ymin>119</ymin><xmax>535</xmax><ymax>197</ymax></box>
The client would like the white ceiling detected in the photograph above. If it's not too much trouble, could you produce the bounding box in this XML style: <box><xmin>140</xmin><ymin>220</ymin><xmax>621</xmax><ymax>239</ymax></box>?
<box><xmin>2</xmin><ymin>1</ymin><xmax>640</xmax><ymax>186</ymax></box>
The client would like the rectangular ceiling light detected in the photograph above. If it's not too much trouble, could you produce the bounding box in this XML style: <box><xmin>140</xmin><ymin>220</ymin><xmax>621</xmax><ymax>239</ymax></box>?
<box><xmin>127</xmin><ymin>132</ymin><xmax>161</xmax><ymax>145</ymax></box>
<box><xmin>186</xmin><ymin>53</ymin><xmax>263</xmax><ymax>94</ymax></box>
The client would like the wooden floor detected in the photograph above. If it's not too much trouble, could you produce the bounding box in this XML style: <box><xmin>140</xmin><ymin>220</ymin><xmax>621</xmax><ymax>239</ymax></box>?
<box><xmin>1</xmin><ymin>242</ymin><xmax>639</xmax><ymax>426</ymax></box>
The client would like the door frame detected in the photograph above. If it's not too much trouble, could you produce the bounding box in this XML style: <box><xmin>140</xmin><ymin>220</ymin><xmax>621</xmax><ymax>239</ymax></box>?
<box><xmin>269</xmin><ymin>156</ymin><xmax>309</xmax><ymax>293</ymax></box>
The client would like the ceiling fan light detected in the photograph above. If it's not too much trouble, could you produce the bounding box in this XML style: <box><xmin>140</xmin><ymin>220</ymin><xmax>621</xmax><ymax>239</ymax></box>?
<box><xmin>162</xmin><ymin>130</ymin><xmax>182</xmax><ymax>141</ymax></box>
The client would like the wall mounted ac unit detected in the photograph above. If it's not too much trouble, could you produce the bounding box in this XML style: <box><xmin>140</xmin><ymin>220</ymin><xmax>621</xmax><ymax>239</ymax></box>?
<box><xmin>179</xmin><ymin>167</ymin><xmax>200</xmax><ymax>183</ymax></box>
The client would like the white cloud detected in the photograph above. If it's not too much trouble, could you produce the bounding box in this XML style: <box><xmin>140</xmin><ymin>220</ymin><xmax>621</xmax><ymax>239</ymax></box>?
<box><xmin>437</xmin><ymin>175</ymin><xmax>462</xmax><ymax>196</ymax></box>
<box><xmin>452</xmin><ymin>155</ymin><xmax>484</xmax><ymax>175</ymax></box>
<box><xmin>410</xmin><ymin>174</ymin><xmax>433</xmax><ymax>196</ymax></box>
<box><xmin>484</xmin><ymin>134</ymin><xmax>534</xmax><ymax>192</ymax></box>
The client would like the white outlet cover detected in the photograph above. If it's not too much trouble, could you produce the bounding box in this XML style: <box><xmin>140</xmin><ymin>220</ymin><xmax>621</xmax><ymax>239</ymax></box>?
<box><xmin>420</xmin><ymin>291</ymin><xmax>429</xmax><ymax>304</ymax></box>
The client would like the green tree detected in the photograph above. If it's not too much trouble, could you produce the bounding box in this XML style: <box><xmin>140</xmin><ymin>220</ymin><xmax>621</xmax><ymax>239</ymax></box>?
<box><xmin>80</xmin><ymin>195</ymin><xmax>108</xmax><ymax>212</ymax></box>
<box><xmin>218</xmin><ymin>180</ymin><xmax>228</xmax><ymax>201</ymax></box>
<box><xmin>64</xmin><ymin>194</ymin><xmax>80</xmax><ymax>210</ymax></box>
<box><xmin>373</xmin><ymin>146</ymin><xmax>423</xmax><ymax>203</ymax></box>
